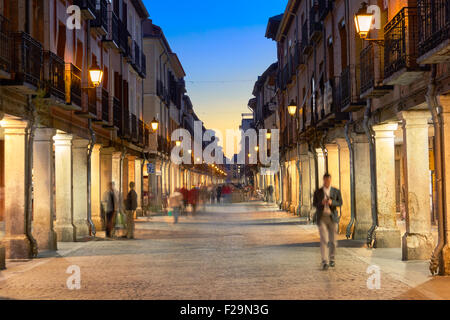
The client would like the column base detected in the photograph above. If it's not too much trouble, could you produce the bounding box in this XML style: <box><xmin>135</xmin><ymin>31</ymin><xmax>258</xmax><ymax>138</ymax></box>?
<box><xmin>92</xmin><ymin>216</ymin><xmax>104</xmax><ymax>232</ymax></box>
<box><xmin>0</xmin><ymin>244</ymin><xmax>5</xmax><ymax>269</ymax></box>
<box><xmin>74</xmin><ymin>221</ymin><xmax>90</xmax><ymax>239</ymax></box>
<box><xmin>402</xmin><ymin>232</ymin><xmax>435</xmax><ymax>261</ymax></box>
<box><xmin>441</xmin><ymin>244</ymin><xmax>450</xmax><ymax>275</ymax></box>
<box><xmin>353</xmin><ymin>221</ymin><xmax>372</xmax><ymax>241</ymax></box>
<box><xmin>55</xmin><ymin>224</ymin><xmax>76</xmax><ymax>242</ymax></box>
<box><xmin>300</xmin><ymin>205</ymin><xmax>310</xmax><ymax>218</ymax></box>
<box><xmin>1</xmin><ymin>235</ymin><xmax>31</xmax><ymax>259</ymax></box>
<box><xmin>374</xmin><ymin>227</ymin><xmax>401</xmax><ymax>248</ymax></box>
<box><xmin>34</xmin><ymin>230</ymin><xmax>57</xmax><ymax>251</ymax></box>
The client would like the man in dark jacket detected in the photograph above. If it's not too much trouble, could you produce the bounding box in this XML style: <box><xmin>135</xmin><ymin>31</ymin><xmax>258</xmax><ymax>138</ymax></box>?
<box><xmin>125</xmin><ymin>182</ymin><xmax>138</xmax><ymax>239</ymax></box>
<box><xmin>313</xmin><ymin>173</ymin><xmax>343</xmax><ymax>270</ymax></box>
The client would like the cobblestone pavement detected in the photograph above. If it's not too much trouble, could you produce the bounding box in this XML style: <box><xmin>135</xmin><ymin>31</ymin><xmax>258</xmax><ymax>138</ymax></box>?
<box><xmin>0</xmin><ymin>202</ymin><xmax>448</xmax><ymax>300</ymax></box>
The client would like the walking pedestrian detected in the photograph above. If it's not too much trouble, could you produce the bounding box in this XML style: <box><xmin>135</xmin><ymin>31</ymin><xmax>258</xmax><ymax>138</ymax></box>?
<box><xmin>125</xmin><ymin>182</ymin><xmax>138</xmax><ymax>239</ymax></box>
<box><xmin>216</xmin><ymin>185</ymin><xmax>222</xmax><ymax>204</ymax></box>
<box><xmin>168</xmin><ymin>190</ymin><xmax>184</xmax><ymax>224</ymax></box>
<box><xmin>102</xmin><ymin>182</ymin><xmax>120</xmax><ymax>238</ymax></box>
<box><xmin>313</xmin><ymin>173</ymin><xmax>343</xmax><ymax>270</ymax></box>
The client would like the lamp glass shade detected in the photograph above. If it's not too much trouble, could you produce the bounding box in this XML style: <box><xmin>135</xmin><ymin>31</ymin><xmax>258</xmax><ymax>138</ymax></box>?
<box><xmin>89</xmin><ymin>63</ymin><xmax>103</xmax><ymax>87</ymax></box>
<box><xmin>287</xmin><ymin>100</ymin><xmax>297</xmax><ymax>116</ymax></box>
<box><xmin>151</xmin><ymin>118</ymin><xmax>159</xmax><ymax>132</ymax></box>
<box><xmin>354</xmin><ymin>13</ymin><xmax>373</xmax><ymax>39</ymax></box>
<box><xmin>266</xmin><ymin>132</ymin><xmax>272</xmax><ymax>139</ymax></box>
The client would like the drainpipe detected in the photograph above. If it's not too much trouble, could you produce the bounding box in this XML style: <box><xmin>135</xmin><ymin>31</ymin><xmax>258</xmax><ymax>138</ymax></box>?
<box><xmin>363</xmin><ymin>99</ymin><xmax>378</xmax><ymax>247</ymax></box>
<box><xmin>86</xmin><ymin>119</ymin><xmax>96</xmax><ymax>236</ymax></box>
<box><xmin>428</xmin><ymin>65</ymin><xmax>446</xmax><ymax>275</ymax></box>
<box><xmin>309</xmin><ymin>137</ymin><xmax>319</xmax><ymax>191</ymax></box>
<box><xmin>345</xmin><ymin>117</ymin><xmax>356</xmax><ymax>239</ymax></box>
<box><xmin>320</xmin><ymin>131</ymin><xmax>328</xmax><ymax>173</ymax></box>
<box><xmin>25</xmin><ymin>96</ymin><xmax>38</xmax><ymax>257</ymax></box>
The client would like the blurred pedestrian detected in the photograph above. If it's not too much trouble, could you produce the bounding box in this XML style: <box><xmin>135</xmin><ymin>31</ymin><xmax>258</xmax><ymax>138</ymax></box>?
<box><xmin>125</xmin><ymin>182</ymin><xmax>138</xmax><ymax>239</ymax></box>
<box><xmin>216</xmin><ymin>185</ymin><xmax>222</xmax><ymax>203</ymax></box>
<box><xmin>188</xmin><ymin>186</ymin><xmax>199</xmax><ymax>214</ymax></box>
<box><xmin>313</xmin><ymin>173</ymin><xmax>343</xmax><ymax>271</ymax></box>
<box><xmin>102</xmin><ymin>182</ymin><xmax>119</xmax><ymax>238</ymax></box>
<box><xmin>168</xmin><ymin>190</ymin><xmax>184</xmax><ymax>224</ymax></box>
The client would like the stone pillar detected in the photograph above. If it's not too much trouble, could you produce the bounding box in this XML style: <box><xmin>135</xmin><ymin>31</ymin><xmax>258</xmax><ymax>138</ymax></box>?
<box><xmin>300</xmin><ymin>145</ymin><xmax>311</xmax><ymax>217</ymax></box>
<box><xmin>100</xmin><ymin>147</ymin><xmax>114</xmax><ymax>225</ymax></box>
<box><xmin>336</xmin><ymin>139</ymin><xmax>351</xmax><ymax>235</ymax></box>
<box><xmin>72</xmin><ymin>138</ymin><xmax>90</xmax><ymax>238</ymax></box>
<box><xmin>54</xmin><ymin>132</ymin><xmax>76</xmax><ymax>242</ymax></box>
<box><xmin>33</xmin><ymin>128</ymin><xmax>57</xmax><ymax>251</ymax></box>
<box><xmin>316</xmin><ymin>148</ymin><xmax>326</xmax><ymax>180</ymax></box>
<box><xmin>352</xmin><ymin>133</ymin><xmax>373</xmax><ymax>241</ymax></box>
<box><xmin>91</xmin><ymin>144</ymin><xmax>102</xmax><ymax>231</ymax></box>
<box><xmin>1</xmin><ymin>119</ymin><xmax>31</xmax><ymax>258</ymax></box>
<box><xmin>111</xmin><ymin>151</ymin><xmax>121</xmax><ymax>188</ymax></box>
<box><xmin>439</xmin><ymin>95</ymin><xmax>450</xmax><ymax>274</ymax></box>
<box><xmin>135</xmin><ymin>159</ymin><xmax>143</xmax><ymax>214</ymax></box>
<box><xmin>326</xmin><ymin>144</ymin><xmax>340</xmax><ymax>188</ymax></box>
<box><xmin>400</xmin><ymin>111</ymin><xmax>434</xmax><ymax>260</ymax></box>
<box><xmin>373</xmin><ymin>123</ymin><xmax>401</xmax><ymax>248</ymax></box>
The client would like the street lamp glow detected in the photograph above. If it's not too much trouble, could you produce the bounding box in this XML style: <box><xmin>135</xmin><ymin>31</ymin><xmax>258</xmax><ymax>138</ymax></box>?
<box><xmin>175</xmin><ymin>140</ymin><xmax>181</xmax><ymax>147</ymax></box>
<box><xmin>89</xmin><ymin>61</ymin><xmax>103</xmax><ymax>88</ymax></box>
<box><xmin>266</xmin><ymin>131</ymin><xmax>272</xmax><ymax>139</ymax></box>
<box><xmin>255</xmin><ymin>146</ymin><xmax>259</xmax><ymax>152</ymax></box>
<box><xmin>151</xmin><ymin>118</ymin><xmax>159</xmax><ymax>132</ymax></box>
<box><xmin>288</xmin><ymin>100</ymin><xmax>297</xmax><ymax>116</ymax></box>
<box><xmin>188</xmin><ymin>149</ymin><xmax>192</xmax><ymax>154</ymax></box>
<box><xmin>354</xmin><ymin>3</ymin><xmax>373</xmax><ymax>39</ymax></box>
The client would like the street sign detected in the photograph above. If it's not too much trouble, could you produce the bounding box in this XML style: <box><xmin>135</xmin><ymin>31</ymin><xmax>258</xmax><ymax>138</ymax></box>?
<box><xmin>147</xmin><ymin>163</ymin><xmax>155</xmax><ymax>174</ymax></box>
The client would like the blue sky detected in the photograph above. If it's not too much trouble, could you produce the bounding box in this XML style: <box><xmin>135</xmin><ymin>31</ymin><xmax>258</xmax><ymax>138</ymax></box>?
<box><xmin>142</xmin><ymin>0</ymin><xmax>286</xmax><ymax>155</ymax></box>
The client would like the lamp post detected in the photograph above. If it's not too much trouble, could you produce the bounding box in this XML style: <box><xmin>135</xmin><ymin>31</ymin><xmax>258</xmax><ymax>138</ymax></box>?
<box><xmin>354</xmin><ymin>2</ymin><xmax>385</xmax><ymax>46</ymax></box>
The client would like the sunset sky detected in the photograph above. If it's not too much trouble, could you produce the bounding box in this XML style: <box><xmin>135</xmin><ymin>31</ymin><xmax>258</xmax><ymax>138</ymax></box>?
<box><xmin>143</xmin><ymin>0</ymin><xmax>286</xmax><ymax>157</ymax></box>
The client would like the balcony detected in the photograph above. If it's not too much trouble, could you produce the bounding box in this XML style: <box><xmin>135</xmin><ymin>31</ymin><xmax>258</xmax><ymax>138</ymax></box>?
<box><xmin>301</xmin><ymin>21</ymin><xmax>313</xmax><ymax>55</ymax></box>
<box><xmin>123</xmin><ymin>108</ymin><xmax>131</xmax><ymax>139</ymax></box>
<box><xmin>76</xmin><ymin>88</ymin><xmax>97</xmax><ymax>118</ymax></box>
<box><xmin>317</xmin><ymin>77</ymin><xmax>350</xmax><ymax>129</ymax></box>
<box><xmin>103</xmin><ymin>11</ymin><xmax>120</xmax><ymax>51</ymax></box>
<box><xmin>360</xmin><ymin>43</ymin><xmax>393</xmax><ymax>98</ymax></box>
<box><xmin>340</xmin><ymin>66</ymin><xmax>365</xmax><ymax>112</ymax></box>
<box><xmin>418</xmin><ymin>0</ymin><xmax>450</xmax><ymax>63</ymax></box>
<box><xmin>131</xmin><ymin>40</ymin><xmax>141</xmax><ymax>73</ymax></box>
<box><xmin>384</xmin><ymin>7</ymin><xmax>428</xmax><ymax>86</ymax></box>
<box><xmin>74</xmin><ymin>0</ymin><xmax>96</xmax><ymax>20</ymax></box>
<box><xmin>1</xmin><ymin>32</ymin><xmax>42</xmax><ymax>93</ymax></box>
<box><xmin>90</xmin><ymin>0</ymin><xmax>108</xmax><ymax>36</ymax></box>
<box><xmin>131</xmin><ymin>114</ymin><xmax>138</xmax><ymax>142</ymax></box>
<box><xmin>140</xmin><ymin>53</ymin><xmax>146</xmax><ymax>78</ymax></box>
<box><xmin>318</xmin><ymin>0</ymin><xmax>333</xmax><ymax>20</ymax></box>
<box><xmin>43</xmin><ymin>51</ymin><xmax>65</xmax><ymax>104</ymax></box>
<box><xmin>144</xmin><ymin>125</ymin><xmax>150</xmax><ymax>147</ymax></box>
<box><xmin>309</xmin><ymin>6</ymin><xmax>323</xmax><ymax>42</ymax></box>
<box><xmin>138</xmin><ymin>119</ymin><xmax>144</xmax><ymax>146</ymax></box>
<box><xmin>113</xmin><ymin>97</ymin><xmax>122</xmax><ymax>136</ymax></box>
<box><xmin>156</xmin><ymin>79</ymin><xmax>164</xmax><ymax>99</ymax></box>
<box><xmin>0</xmin><ymin>15</ymin><xmax>11</xmax><ymax>79</ymax></box>
<box><xmin>65</xmin><ymin>63</ymin><xmax>82</xmax><ymax>110</ymax></box>
<box><xmin>119</xmin><ymin>21</ymin><xmax>130</xmax><ymax>57</ymax></box>
<box><xmin>101</xmin><ymin>88</ymin><xmax>109</xmax><ymax>124</ymax></box>
<box><xmin>294</xmin><ymin>42</ymin><xmax>305</xmax><ymax>71</ymax></box>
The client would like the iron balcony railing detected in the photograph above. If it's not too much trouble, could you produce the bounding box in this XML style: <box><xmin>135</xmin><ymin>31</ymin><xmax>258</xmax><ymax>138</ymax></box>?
<box><xmin>44</xmin><ymin>51</ymin><xmax>65</xmax><ymax>101</ymax></box>
<box><xmin>138</xmin><ymin>119</ymin><xmax>144</xmax><ymax>145</ymax></box>
<box><xmin>101</xmin><ymin>88</ymin><xmax>109</xmax><ymax>123</ymax></box>
<box><xmin>131</xmin><ymin>113</ymin><xmax>138</xmax><ymax>141</ymax></box>
<box><xmin>10</xmin><ymin>32</ymin><xmax>43</xmax><ymax>88</ymax></box>
<box><xmin>144</xmin><ymin>125</ymin><xmax>150</xmax><ymax>147</ymax></box>
<box><xmin>309</xmin><ymin>5</ymin><xmax>322</xmax><ymax>40</ymax></box>
<box><xmin>65</xmin><ymin>63</ymin><xmax>82</xmax><ymax>107</ymax></box>
<box><xmin>87</xmin><ymin>87</ymin><xmax>97</xmax><ymax>116</ymax></box>
<box><xmin>104</xmin><ymin>10</ymin><xmax>120</xmax><ymax>48</ymax></box>
<box><xmin>140</xmin><ymin>52</ymin><xmax>146</xmax><ymax>78</ymax></box>
<box><xmin>90</xmin><ymin>0</ymin><xmax>108</xmax><ymax>34</ymax></box>
<box><xmin>301</xmin><ymin>21</ymin><xmax>312</xmax><ymax>55</ymax></box>
<box><xmin>360</xmin><ymin>44</ymin><xmax>375</xmax><ymax>94</ymax></box>
<box><xmin>123</xmin><ymin>108</ymin><xmax>130</xmax><ymax>138</ymax></box>
<box><xmin>340</xmin><ymin>66</ymin><xmax>352</xmax><ymax>109</ymax></box>
<box><xmin>74</xmin><ymin>0</ymin><xmax>96</xmax><ymax>19</ymax></box>
<box><xmin>294</xmin><ymin>42</ymin><xmax>305</xmax><ymax>69</ymax></box>
<box><xmin>113</xmin><ymin>96</ymin><xmax>122</xmax><ymax>135</ymax></box>
<box><xmin>318</xmin><ymin>0</ymin><xmax>333</xmax><ymax>20</ymax></box>
<box><xmin>119</xmin><ymin>20</ymin><xmax>130</xmax><ymax>56</ymax></box>
<box><xmin>384</xmin><ymin>7</ymin><xmax>419</xmax><ymax>80</ymax></box>
<box><xmin>0</xmin><ymin>14</ymin><xmax>11</xmax><ymax>74</ymax></box>
<box><xmin>418</xmin><ymin>0</ymin><xmax>450</xmax><ymax>58</ymax></box>
<box><xmin>133</xmin><ymin>41</ymin><xmax>141</xmax><ymax>72</ymax></box>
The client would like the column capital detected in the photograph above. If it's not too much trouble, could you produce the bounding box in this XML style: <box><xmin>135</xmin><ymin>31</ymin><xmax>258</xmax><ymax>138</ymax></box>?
<box><xmin>335</xmin><ymin>138</ymin><xmax>349</xmax><ymax>149</ymax></box>
<box><xmin>398</xmin><ymin>110</ymin><xmax>431</xmax><ymax>126</ymax></box>
<box><xmin>351</xmin><ymin>133</ymin><xmax>368</xmax><ymax>144</ymax></box>
<box><xmin>53</xmin><ymin>132</ymin><xmax>73</xmax><ymax>146</ymax></box>
<box><xmin>373</xmin><ymin>122</ymin><xmax>399</xmax><ymax>139</ymax></box>
<box><xmin>100</xmin><ymin>146</ymin><xmax>116</xmax><ymax>155</ymax></box>
<box><xmin>35</xmin><ymin>128</ymin><xmax>56</xmax><ymax>141</ymax></box>
<box><xmin>438</xmin><ymin>94</ymin><xmax>450</xmax><ymax>112</ymax></box>
<box><xmin>325</xmin><ymin>144</ymin><xmax>339</xmax><ymax>152</ymax></box>
<box><xmin>72</xmin><ymin>138</ymin><xmax>90</xmax><ymax>149</ymax></box>
<box><xmin>1</xmin><ymin>118</ymin><xmax>28</xmax><ymax>134</ymax></box>
<box><xmin>315</xmin><ymin>148</ymin><xmax>324</xmax><ymax>156</ymax></box>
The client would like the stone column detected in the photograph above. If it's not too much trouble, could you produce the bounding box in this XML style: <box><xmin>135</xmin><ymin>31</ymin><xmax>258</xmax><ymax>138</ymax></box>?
<box><xmin>300</xmin><ymin>144</ymin><xmax>311</xmax><ymax>217</ymax></box>
<box><xmin>316</xmin><ymin>148</ymin><xmax>326</xmax><ymax>180</ymax></box>
<box><xmin>72</xmin><ymin>138</ymin><xmax>90</xmax><ymax>238</ymax></box>
<box><xmin>439</xmin><ymin>95</ymin><xmax>450</xmax><ymax>274</ymax></box>
<box><xmin>100</xmin><ymin>147</ymin><xmax>114</xmax><ymax>225</ymax></box>
<box><xmin>352</xmin><ymin>133</ymin><xmax>373</xmax><ymax>241</ymax></box>
<box><xmin>1</xmin><ymin>119</ymin><xmax>31</xmax><ymax>258</ymax></box>
<box><xmin>135</xmin><ymin>159</ymin><xmax>143</xmax><ymax>214</ymax></box>
<box><xmin>111</xmin><ymin>151</ymin><xmax>121</xmax><ymax>188</ymax></box>
<box><xmin>336</xmin><ymin>139</ymin><xmax>351</xmax><ymax>235</ymax></box>
<box><xmin>400</xmin><ymin>111</ymin><xmax>434</xmax><ymax>260</ymax></box>
<box><xmin>373</xmin><ymin>123</ymin><xmax>401</xmax><ymax>248</ymax></box>
<box><xmin>326</xmin><ymin>144</ymin><xmax>340</xmax><ymax>188</ymax></box>
<box><xmin>54</xmin><ymin>131</ymin><xmax>76</xmax><ymax>242</ymax></box>
<box><xmin>33</xmin><ymin>128</ymin><xmax>57</xmax><ymax>251</ymax></box>
<box><xmin>91</xmin><ymin>144</ymin><xmax>102</xmax><ymax>231</ymax></box>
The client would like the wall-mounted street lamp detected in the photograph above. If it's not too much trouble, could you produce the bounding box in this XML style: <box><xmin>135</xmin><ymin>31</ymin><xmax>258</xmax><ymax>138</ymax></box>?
<box><xmin>175</xmin><ymin>140</ymin><xmax>181</xmax><ymax>147</ymax></box>
<box><xmin>354</xmin><ymin>2</ymin><xmax>385</xmax><ymax>46</ymax></box>
<box><xmin>151</xmin><ymin>118</ymin><xmax>159</xmax><ymax>132</ymax></box>
<box><xmin>287</xmin><ymin>100</ymin><xmax>297</xmax><ymax>116</ymax></box>
<box><xmin>266</xmin><ymin>131</ymin><xmax>272</xmax><ymax>140</ymax></box>
<box><xmin>254</xmin><ymin>146</ymin><xmax>259</xmax><ymax>152</ymax></box>
<box><xmin>88</xmin><ymin>61</ymin><xmax>104</xmax><ymax>88</ymax></box>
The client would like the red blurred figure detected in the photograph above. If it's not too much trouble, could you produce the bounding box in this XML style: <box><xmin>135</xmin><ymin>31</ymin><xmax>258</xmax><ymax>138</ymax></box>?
<box><xmin>179</xmin><ymin>186</ymin><xmax>189</xmax><ymax>213</ymax></box>
<box><xmin>188</xmin><ymin>187</ymin><xmax>199</xmax><ymax>214</ymax></box>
